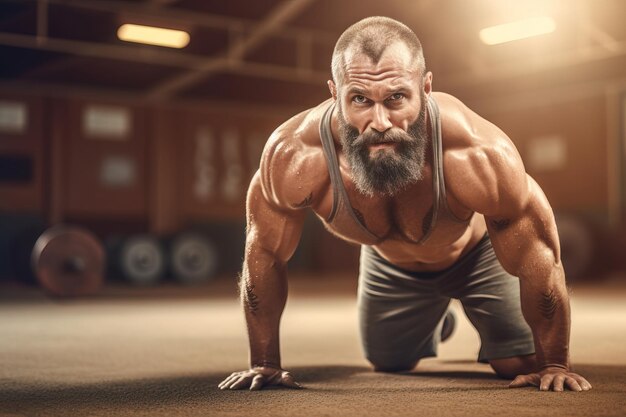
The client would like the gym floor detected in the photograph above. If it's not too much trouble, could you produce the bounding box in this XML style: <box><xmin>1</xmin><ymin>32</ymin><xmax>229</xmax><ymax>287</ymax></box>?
<box><xmin>1</xmin><ymin>273</ymin><xmax>625</xmax><ymax>417</ymax></box>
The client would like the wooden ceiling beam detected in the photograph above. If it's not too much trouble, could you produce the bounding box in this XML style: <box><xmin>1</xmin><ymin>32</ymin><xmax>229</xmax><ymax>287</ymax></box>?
<box><xmin>147</xmin><ymin>0</ymin><xmax>316</xmax><ymax>99</ymax></box>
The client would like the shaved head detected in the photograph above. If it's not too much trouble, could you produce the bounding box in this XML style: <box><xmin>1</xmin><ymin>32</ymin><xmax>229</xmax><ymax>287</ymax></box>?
<box><xmin>331</xmin><ymin>16</ymin><xmax>426</xmax><ymax>86</ymax></box>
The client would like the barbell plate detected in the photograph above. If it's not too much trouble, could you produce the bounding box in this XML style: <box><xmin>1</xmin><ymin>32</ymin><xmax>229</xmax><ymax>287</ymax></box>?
<box><xmin>119</xmin><ymin>236</ymin><xmax>165</xmax><ymax>285</ymax></box>
<box><xmin>31</xmin><ymin>226</ymin><xmax>105</xmax><ymax>297</ymax></box>
<box><xmin>170</xmin><ymin>233</ymin><xmax>218</xmax><ymax>284</ymax></box>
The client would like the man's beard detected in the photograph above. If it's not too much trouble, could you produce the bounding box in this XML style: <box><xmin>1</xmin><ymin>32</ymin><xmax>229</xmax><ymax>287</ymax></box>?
<box><xmin>336</xmin><ymin>96</ymin><xmax>429</xmax><ymax>197</ymax></box>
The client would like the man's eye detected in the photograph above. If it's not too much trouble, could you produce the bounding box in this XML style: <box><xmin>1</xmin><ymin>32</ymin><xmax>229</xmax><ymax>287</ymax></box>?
<box><xmin>389</xmin><ymin>93</ymin><xmax>404</xmax><ymax>101</ymax></box>
<box><xmin>352</xmin><ymin>95</ymin><xmax>367</xmax><ymax>104</ymax></box>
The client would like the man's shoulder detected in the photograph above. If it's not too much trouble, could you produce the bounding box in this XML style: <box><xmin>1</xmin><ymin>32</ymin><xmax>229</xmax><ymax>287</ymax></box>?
<box><xmin>435</xmin><ymin>92</ymin><xmax>529</xmax><ymax>216</ymax></box>
<box><xmin>261</xmin><ymin>100</ymin><xmax>331</xmax><ymax>174</ymax></box>
<box><xmin>269</xmin><ymin>99</ymin><xmax>333</xmax><ymax>149</ymax></box>
<box><xmin>435</xmin><ymin>92</ymin><xmax>493</xmax><ymax>149</ymax></box>
<box><xmin>256</xmin><ymin>100</ymin><xmax>332</xmax><ymax>210</ymax></box>
<box><xmin>436</xmin><ymin>91</ymin><xmax>520</xmax><ymax>169</ymax></box>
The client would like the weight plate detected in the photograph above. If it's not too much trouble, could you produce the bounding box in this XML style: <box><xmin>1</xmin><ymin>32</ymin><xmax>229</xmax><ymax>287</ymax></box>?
<box><xmin>170</xmin><ymin>234</ymin><xmax>218</xmax><ymax>284</ymax></box>
<box><xmin>31</xmin><ymin>226</ymin><xmax>105</xmax><ymax>297</ymax></box>
<box><xmin>119</xmin><ymin>236</ymin><xmax>165</xmax><ymax>285</ymax></box>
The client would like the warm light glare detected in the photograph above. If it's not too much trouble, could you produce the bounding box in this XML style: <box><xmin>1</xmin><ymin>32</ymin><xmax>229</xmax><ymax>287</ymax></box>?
<box><xmin>479</xmin><ymin>16</ymin><xmax>556</xmax><ymax>46</ymax></box>
<box><xmin>117</xmin><ymin>24</ymin><xmax>190</xmax><ymax>48</ymax></box>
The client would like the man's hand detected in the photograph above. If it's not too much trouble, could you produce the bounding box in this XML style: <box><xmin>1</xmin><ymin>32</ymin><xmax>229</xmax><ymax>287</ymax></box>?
<box><xmin>218</xmin><ymin>367</ymin><xmax>303</xmax><ymax>391</ymax></box>
<box><xmin>509</xmin><ymin>366</ymin><xmax>592</xmax><ymax>392</ymax></box>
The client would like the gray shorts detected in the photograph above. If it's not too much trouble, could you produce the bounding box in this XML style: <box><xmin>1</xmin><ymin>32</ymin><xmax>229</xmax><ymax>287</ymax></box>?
<box><xmin>357</xmin><ymin>233</ymin><xmax>535</xmax><ymax>369</ymax></box>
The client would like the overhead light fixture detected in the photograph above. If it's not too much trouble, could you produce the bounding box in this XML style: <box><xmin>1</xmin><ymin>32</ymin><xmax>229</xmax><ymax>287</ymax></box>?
<box><xmin>479</xmin><ymin>16</ymin><xmax>556</xmax><ymax>46</ymax></box>
<box><xmin>117</xmin><ymin>24</ymin><xmax>190</xmax><ymax>49</ymax></box>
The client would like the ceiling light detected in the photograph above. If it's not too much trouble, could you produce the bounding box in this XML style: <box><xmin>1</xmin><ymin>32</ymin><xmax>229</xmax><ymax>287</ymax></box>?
<box><xmin>479</xmin><ymin>16</ymin><xmax>556</xmax><ymax>46</ymax></box>
<box><xmin>117</xmin><ymin>24</ymin><xmax>190</xmax><ymax>49</ymax></box>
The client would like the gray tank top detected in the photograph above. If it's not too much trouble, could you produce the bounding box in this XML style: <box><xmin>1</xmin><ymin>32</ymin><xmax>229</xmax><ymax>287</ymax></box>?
<box><xmin>318</xmin><ymin>95</ymin><xmax>465</xmax><ymax>245</ymax></box>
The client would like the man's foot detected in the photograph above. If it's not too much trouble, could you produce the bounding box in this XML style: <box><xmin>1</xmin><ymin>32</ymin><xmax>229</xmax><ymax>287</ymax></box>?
<box><xmin>441</xmin><ymin>310</ymin><xmax>456</xmax><ymax>343</ymax></box>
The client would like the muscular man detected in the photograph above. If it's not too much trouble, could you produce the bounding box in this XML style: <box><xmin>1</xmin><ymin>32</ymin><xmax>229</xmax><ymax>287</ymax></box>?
<box><xmin>218</xmin><ymin>16</ymin><xmax>591</xmax><ymax>392</ymax></box>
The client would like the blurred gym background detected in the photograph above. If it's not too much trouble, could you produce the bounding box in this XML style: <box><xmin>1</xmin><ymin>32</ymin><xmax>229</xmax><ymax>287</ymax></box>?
<box><xmin>1</xmin><ymin>0</ymin><xmax>626</xmax><ymax>293</ymax></box>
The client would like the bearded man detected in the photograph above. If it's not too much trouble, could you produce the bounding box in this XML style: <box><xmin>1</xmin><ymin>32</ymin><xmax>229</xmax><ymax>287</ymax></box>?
<box><xmin>218</xmin><ymin>16</ymin><xmax>591</xmax><ymax>392</ymax></box>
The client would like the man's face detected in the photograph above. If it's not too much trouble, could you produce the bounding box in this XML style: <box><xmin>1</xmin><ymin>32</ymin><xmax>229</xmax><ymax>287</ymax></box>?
<box><xmin>332</xmin><ymin>42</ymin><xmax>431</xmax><ymax>197</ymax></box>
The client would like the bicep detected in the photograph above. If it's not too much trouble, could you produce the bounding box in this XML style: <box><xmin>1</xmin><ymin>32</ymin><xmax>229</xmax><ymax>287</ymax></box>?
<box><xmin>443</xmin><ymin>100</ymin><xmax>562</xmax><ymax>281</ymax></box>
<box><xmin>485</xmin><ymin>175</ymin><xmax>562</xmax><ymax>281</ymax></box>
<box><xmin>245</xmin><ymin>172</ymin><xmax>306</xmax><ymax>265</ymax></box>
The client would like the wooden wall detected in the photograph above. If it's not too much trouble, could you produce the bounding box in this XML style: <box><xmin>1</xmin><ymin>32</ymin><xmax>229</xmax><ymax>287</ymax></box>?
<box><xmin>0</xmin><ymin>95</ymin><xmax>46</xmax><ymax>213</ymax></box>
<box><xmin>0</xmin><ymin>92</ymin><xmax>289</xmax><ymax>273</ymax></box>
<box><xmin>0</xmin><ymin>93</ymin><xmax>285</xmax><ymax>235</ymax></box>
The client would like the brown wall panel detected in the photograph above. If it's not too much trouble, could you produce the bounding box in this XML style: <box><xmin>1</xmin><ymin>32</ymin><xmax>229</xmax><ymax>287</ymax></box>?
<box><xmin>62</xmin><ymin>99</ymin><xmax>148</xmax><ymax>218</ymax></box>
<box><xmin>0</xmin><ymin>95</ymin><xmax>45</xmax><ymax>213</ymax></box>
<box><xmin>148</xmin><ymin>107</ymin><xmax>181</xmax><ymax>235</ymax></box>
<box><xmin>48</xmin><ymin>98</ymin><xmax>67</xmax><ymax>224</ymax></box>
<box><xmin>175</xmin><ymin>108</ymin><xmax>280</xmax><ymax>223</ymax></box>
<box><xmin>482</xmin><ymin>94</ymin><xmax>608</xmax><ymax>216</ymax></box>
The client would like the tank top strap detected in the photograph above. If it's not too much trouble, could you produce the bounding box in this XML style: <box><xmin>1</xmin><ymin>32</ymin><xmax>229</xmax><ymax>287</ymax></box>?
<box><xmin>427</xmin><ymin>95</ymin><xmax>468</xmax><ymax>225</ymax></box>
<box><xmin>416</xmin><ymin>95</ymin><xmax>442</xmax><ymax>244</ymax></box>
<box><xmin>319</xmin><ymin>102</ymin><xmax>341</xmax><ymax>222</ymax></box>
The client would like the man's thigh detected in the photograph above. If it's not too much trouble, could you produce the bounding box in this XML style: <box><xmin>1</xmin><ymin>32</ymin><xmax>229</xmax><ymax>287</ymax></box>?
<box><xmin>446</xmin><ymin>236</ymin><xmax>535</xmax><ymax>363</ymax></box>
<box><xmin>357</xmin><ymin>245</ymin><xmax>450</xmax><ymax>371</ymax></box>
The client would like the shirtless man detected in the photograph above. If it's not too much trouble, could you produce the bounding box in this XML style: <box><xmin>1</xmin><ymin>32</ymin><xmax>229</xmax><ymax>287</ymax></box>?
<box><xmin>218</xmin><ymin>16</ymin><xmax>591</xmax><ymax>392</ymax></box>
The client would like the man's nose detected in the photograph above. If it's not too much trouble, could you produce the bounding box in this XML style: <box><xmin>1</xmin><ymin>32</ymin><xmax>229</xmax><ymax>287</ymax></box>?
<box><xmin>369</xmin><ymin>103</ymin><xmax>392</xmax><ymax>133</ymax></box>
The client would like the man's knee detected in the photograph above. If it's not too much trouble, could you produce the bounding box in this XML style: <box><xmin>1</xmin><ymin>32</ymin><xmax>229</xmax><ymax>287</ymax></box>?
<box><xmin>369</xmin><ymin>358</ymin><xmax>419</xmax><ymax>373</ymax></box>
<box><xmin>489</xmin><ymin>354</ymin><xmax>536</xmax><ymax>379</ymax></box>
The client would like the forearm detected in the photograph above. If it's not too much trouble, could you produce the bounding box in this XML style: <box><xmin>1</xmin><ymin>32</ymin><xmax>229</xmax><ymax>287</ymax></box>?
<box><xmin>484</xmin><ymin>176</ymin><xmax>572</xmax><ymax>370</ymax></box>
<box><xmin>518</xmin><ymin>263</ymin><xmax>571</xmax><ymax>369</ymax></box>
<box><xmin>240</xmin><ymin>247</ymin><xmax>288</xmax><ymax>369</ymax></box>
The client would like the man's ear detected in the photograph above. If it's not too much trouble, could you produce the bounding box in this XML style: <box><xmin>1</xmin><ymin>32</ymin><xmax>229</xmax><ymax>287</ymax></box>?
<box><xmin>423</xmin><ymin>71</ymin><xmax>433</xmax><ymax>96</ymax></box>
<box><xmin>327</xmin><ymin>80</ymin><xmax>338</xmax><ymax>101</ymax></box>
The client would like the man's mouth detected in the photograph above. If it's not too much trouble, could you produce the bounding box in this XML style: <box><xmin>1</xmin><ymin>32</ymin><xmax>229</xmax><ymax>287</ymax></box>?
<box><xmin>368</xmin><ymin>142</ymin><xmax>397</xmax><ymax>152</ymax></box>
